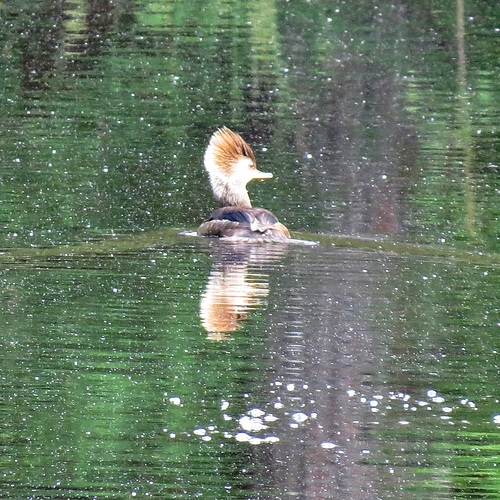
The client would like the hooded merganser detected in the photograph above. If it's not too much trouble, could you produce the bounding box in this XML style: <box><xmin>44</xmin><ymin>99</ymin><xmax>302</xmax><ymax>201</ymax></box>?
<box><xmin>197</xmin><ymin>127</ymin><xmax>290</xmax><ymax>240</ymax></box>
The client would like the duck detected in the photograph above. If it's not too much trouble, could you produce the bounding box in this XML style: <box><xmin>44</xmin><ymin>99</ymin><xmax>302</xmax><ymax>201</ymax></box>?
<box><xmin>197</xmin><ymin>127</ymin><xmax>290</xmax><ymax>240</ymax></box>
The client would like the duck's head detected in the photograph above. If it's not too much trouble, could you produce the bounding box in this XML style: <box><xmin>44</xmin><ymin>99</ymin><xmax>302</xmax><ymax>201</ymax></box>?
<box><xmin>204</xmin><ymin>127</ymin><xmax>272</xmax><ymax>208</ymax></box>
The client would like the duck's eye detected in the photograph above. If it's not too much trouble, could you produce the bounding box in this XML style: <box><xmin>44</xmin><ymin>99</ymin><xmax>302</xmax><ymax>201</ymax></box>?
<box><xmin>237</xmin><ymin>157</ymin><xmax>255</xmax><ymax>169</ymax></box>
<box><xmin>244</xmin><ymin>158</ymin><xmax>256</xmax><ymax>169</ymax></box>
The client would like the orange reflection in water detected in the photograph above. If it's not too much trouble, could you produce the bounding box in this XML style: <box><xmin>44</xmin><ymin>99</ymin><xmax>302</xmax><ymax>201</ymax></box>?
<box><xmin>199</xmin><ymin>241</ymin><xmax>287</xmax><ymax>340</ymax></box>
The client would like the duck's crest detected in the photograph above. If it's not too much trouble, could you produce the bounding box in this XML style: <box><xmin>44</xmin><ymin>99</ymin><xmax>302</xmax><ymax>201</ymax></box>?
<box><xmin>204</xmin><ymin>127</ymin><xmax>256</xmax><ymax>177</ymax></box>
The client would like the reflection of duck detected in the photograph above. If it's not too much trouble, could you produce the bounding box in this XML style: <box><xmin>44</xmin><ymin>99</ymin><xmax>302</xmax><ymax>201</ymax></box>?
<box><xmin>197</xmin><ymin>127</ymin><xmax>290</xmax><ymax>240</ymax></box>
<box><xmin>200</xmin><ymin>260</ymin><xmax>268</xmax><ymax>339</ymax></box>
<box><xmin>200</xmin><ymin>241</ymin><xmax>287</xmax><ymax>340</ymax></box>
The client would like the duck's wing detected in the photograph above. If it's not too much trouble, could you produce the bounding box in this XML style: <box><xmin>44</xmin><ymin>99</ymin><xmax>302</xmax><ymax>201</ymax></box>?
<box><xmin>198</xmin><ymin>207</ymin><xmax>290</xmax><ymax>240</ymax></box>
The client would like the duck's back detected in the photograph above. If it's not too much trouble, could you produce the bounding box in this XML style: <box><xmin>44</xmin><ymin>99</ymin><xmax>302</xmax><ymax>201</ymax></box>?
<box><xmin>198</xmin><ymin>207</ymin><xmax>290</xmax><ymax>240</ymax></box>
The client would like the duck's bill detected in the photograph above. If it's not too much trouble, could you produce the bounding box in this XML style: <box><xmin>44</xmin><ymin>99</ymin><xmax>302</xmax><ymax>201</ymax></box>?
<box><xmin>253</xmin><ymin>170</ymin><xmax>273</xmax><ymax>179</ymax></box>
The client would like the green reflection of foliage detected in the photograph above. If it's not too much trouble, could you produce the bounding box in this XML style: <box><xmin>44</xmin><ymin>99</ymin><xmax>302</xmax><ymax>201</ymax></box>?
<box><xmin>0</xmin><ymin>0</ymin><xmax>292</xmax><ymax>248</ymax></box>
<box><xmin>0</xmin><ymin>3</ymin><xmax>500</xmax><ymax>496</ymax></box>
<box><xmin>0</xmin><ymin>246</ymin><xmax>267</xmax><ymax>497</ymax></box>
<box><xmin>1</xmin><ymin>0</ymin><xmax>497</xmax><ymax>250</ymax></box>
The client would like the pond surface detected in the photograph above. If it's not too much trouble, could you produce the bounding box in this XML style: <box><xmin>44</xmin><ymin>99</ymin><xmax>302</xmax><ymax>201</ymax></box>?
<box><xmin>1</xmin><ymin>0</ymin><xmax>500</xmax><ymax>498</ymax></box>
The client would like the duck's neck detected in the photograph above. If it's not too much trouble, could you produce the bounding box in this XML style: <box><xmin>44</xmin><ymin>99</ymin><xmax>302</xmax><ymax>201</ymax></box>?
<box><xmin>211</xmin><ymin>176</ymin><xmax>252</xmax><ymax>208</ymax></box>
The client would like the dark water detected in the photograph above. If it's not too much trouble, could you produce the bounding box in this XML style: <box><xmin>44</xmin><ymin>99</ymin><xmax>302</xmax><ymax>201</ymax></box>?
<box><xmin>1</xmin><ymin>1</ymin><xmax>500</xmax><ymax>498</ymax></box>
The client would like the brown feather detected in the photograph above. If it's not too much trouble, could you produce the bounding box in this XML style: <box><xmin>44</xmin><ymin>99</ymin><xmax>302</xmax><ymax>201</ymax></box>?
<box><xmin>209</xmin><ymin>127</ymin><xmax>256</xmax><ymax>176</ymax></box>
